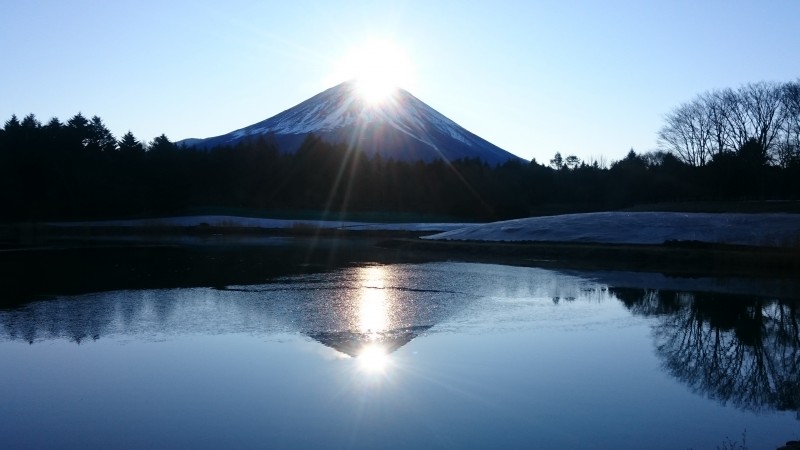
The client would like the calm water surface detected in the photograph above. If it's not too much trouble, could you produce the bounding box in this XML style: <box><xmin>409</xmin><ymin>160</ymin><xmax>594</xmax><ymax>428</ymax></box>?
<box><xmin>1</xmin><ymin>244</ymin><xmax>798</xmax><ymax>449</ymax></box>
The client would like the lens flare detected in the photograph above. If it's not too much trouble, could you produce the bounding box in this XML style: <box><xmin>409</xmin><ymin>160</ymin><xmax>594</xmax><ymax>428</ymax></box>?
<box><xmin>357</xmin><ymin>343</ymin><xmax>390</xmax><ymax>373</ymax></box>
<box><xmin>333</xmin><ymin>39</ymin><xmax>414</xmax><ymax>105</ymax></box>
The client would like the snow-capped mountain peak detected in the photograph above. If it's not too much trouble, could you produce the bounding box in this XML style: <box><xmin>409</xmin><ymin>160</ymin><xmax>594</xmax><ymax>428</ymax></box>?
<box><xmin>181</xmin><ymin>80</ymin><xmax>521</xmax><ymax>165</ymax></box>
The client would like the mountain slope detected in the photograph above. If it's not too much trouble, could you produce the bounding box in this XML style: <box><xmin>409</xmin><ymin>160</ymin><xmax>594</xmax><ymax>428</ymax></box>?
<box><xmin>181</xmin><ymin>81</ymin><xmax>521</xmax><ymax>165</ymax></box>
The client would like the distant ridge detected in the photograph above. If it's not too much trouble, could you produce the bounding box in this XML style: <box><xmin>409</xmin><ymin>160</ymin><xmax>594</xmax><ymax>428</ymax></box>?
<box><xmin>179</xmin><ymin>81</ymin><xmax>521</xmax><ymax>165</ymax></box>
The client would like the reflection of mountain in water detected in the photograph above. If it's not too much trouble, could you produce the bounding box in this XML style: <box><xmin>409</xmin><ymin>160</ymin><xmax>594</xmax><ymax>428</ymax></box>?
<box><xmin>0</xmin><ymin>261</ymin><xmax>597</xmax><ymax>355</ymax></box>
<box><xmin>217</xmin><ymin>264</ymin><xmax>485</xmax><ymax>356</ymax></box>
<box><xmin>0</xmin><ymin>264</ymin><xmax>480</xmax><ymax>357</ymax></box>
<box><xmin>614</xmin><ymin>287</ymin><xmax>800</xmax><ymax>414</ymax></box>
<box><xmin>310</xmin><ymin>326</ymin><xmax>432</xmax><ymax>357</ymax></box>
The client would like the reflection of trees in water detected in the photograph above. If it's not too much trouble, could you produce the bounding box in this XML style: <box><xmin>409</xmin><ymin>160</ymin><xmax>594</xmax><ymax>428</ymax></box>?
<box><xmin>614</xmin><ymin>287</ymin><xmax>800</xmax><ymax>414</ymax></box>
<box><xmin>0</xmin><ymin>291</ymin><xmax>180</xmax><ymax>344</ymax></box>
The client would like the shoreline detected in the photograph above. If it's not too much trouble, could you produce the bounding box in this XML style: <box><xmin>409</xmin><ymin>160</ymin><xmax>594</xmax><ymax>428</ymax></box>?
<box><xmin>2</xmin><ymin>222</ymin><xmax>799</xmax><ymax>278</ymax></box>
<box><xmin>1</xmin><ymin>231</ymin><xmax>799</xmax><ymax>307</ymax></box>
<box><xmin>377</xmin><ymin>237</ymin><xmax>800</xmax><ymax>278</ymax></box>
<box><xmin>2</xmin><ymin>211</ymin><xmax>799</xmax><ymax>282</ymax></box>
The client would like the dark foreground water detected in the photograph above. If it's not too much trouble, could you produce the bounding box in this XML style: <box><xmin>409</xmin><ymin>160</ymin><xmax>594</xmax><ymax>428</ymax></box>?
<box><xmin>0</xmin><ymin>239</ymin><xmax>798</xmax><ymax>449</ymax></box>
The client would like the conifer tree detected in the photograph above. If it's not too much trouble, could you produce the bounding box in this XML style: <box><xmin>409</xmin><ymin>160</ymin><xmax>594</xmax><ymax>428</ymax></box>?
<box><xmin>148</xmin><ymin>134</ymin><xmax>176</xmax><ymax>153</ymax></box>
<box><xmin>66</xmin><ymin>113</ymin><xmax>91</xmax><ymax>149</ymax></box>
<box><xmin>118</xmin><ymin>131</ymin><xmax>144</xmax><ymax>154</ymax></box>
<box><xmin>88</xmin><ymin>116</ymin><xmax>117</xmax><ymax>152</ymax></box>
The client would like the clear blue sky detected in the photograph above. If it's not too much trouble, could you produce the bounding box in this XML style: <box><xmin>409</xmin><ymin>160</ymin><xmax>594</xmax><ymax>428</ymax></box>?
<box><xmin>2</xmin><ymin>0</ymin><xmax>799</xmax><ymax>163</ymax></box>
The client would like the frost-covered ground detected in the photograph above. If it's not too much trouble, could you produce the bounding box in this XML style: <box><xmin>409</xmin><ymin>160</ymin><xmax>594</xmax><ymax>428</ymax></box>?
<box><xmin>49</xmin><ymin>215</ymin><xmax>471</xmax><ymax>233</ymax></box>
<box><xmin>423</xmin><ymin>212</ymin><xmax>800</xmax><ymax>248</ymax></box>
<box><xmin>50</xmin><ymin>212</ymin><xmax>800</xmax><ymax>248</ymax></box>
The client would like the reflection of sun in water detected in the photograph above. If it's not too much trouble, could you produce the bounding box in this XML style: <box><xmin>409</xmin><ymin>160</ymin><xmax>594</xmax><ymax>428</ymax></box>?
<box><xmin>334</xmin><ymin>39</ymin><xmax>414</xmax><ymax>105</ymax></box>
<box><xmin>357</xmin><ymin>343</ymin><xmax>389</xmax><ymax>373</ymax></box>
<box><xmin>358</xmin><ymin>266</ymin><xmax>391</xmax><ymax>335</ymax></box>
<box><xmin>354</xmin><ymin>265</ymin><xmax>396</xmax><ymax>374</ymax></box>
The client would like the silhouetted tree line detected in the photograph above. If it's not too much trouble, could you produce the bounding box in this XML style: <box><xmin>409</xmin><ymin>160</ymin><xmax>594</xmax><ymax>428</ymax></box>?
<box><xmin>659</xmin><ymin>80</ymin><xmax>800</xmax><ymax>168</ymax></box>
<box><xmin>2</xmin><ymin>110</ymin><xmax>800</xmax><ymax>222</ymax></box>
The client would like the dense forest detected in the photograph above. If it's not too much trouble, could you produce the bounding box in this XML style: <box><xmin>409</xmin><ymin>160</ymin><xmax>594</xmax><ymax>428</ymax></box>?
<box><xmin>1</xmin><ymin>79</ymin><xmax>799</xmax><ymax>222</ymax></box>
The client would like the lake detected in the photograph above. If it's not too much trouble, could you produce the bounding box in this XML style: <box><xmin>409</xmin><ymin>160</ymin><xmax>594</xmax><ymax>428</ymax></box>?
<box><xmin>0</xmin><ymin>238</ymin><xmax>798</xmax><ymax>449</ymax></box>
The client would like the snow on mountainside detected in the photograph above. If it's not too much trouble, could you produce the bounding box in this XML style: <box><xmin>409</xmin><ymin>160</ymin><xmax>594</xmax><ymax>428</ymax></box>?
<box><xmin>180</xmin><ymin>81</ymin><xmax>521</xmax><ymax>165</ymax></box>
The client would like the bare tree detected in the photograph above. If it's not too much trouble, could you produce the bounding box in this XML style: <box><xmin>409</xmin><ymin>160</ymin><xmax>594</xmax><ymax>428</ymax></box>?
<box><xmin>738</xmin><ymin>81</ymin><xmax>787</xmax><ymax>162</ymax></box>
<box><xmin>778</xmin><ymin>80</ymin><xmax>800</xmax><ymax>166</ymax></box>
<box><xmin>658</xmin><ymin>98</ymin><xmax>713</xmax><ymax>166</ymax></box>
<box><xmin>659</xmin><ymin>80</ymin><xmax>798</xmax><ymax>166</ymax></box>
<box><xmin>701</xmin><ymin>90</ymin><xmax>733</xmax><ymax>156</ymax></box>
<box><xmin>585</xmin><ymin>154</ymin><xmax>608</xmax><ymax>169</ymax></box>
<box><xmin>718</xmin><ymin>87</ymin><xmax>752</xmax><ymax>153</ymax></box>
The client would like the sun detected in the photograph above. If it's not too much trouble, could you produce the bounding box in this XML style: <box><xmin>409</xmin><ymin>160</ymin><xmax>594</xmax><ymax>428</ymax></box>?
<box><xmin>335</xmin><ymin>39</ymin><xmax>414</xmax><ymax>104</ymax></box>
<box><xmin>357</xmin><ymin>343</ymin><xmax>390</xmax><ymax>373</ymax></box>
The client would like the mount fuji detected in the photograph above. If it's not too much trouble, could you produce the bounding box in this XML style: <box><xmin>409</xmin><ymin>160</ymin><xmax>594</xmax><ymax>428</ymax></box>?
<box><xmin>179</xmin><ymin>81</ymin><xmax>522</xmax><ymax>165</ymax></box>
